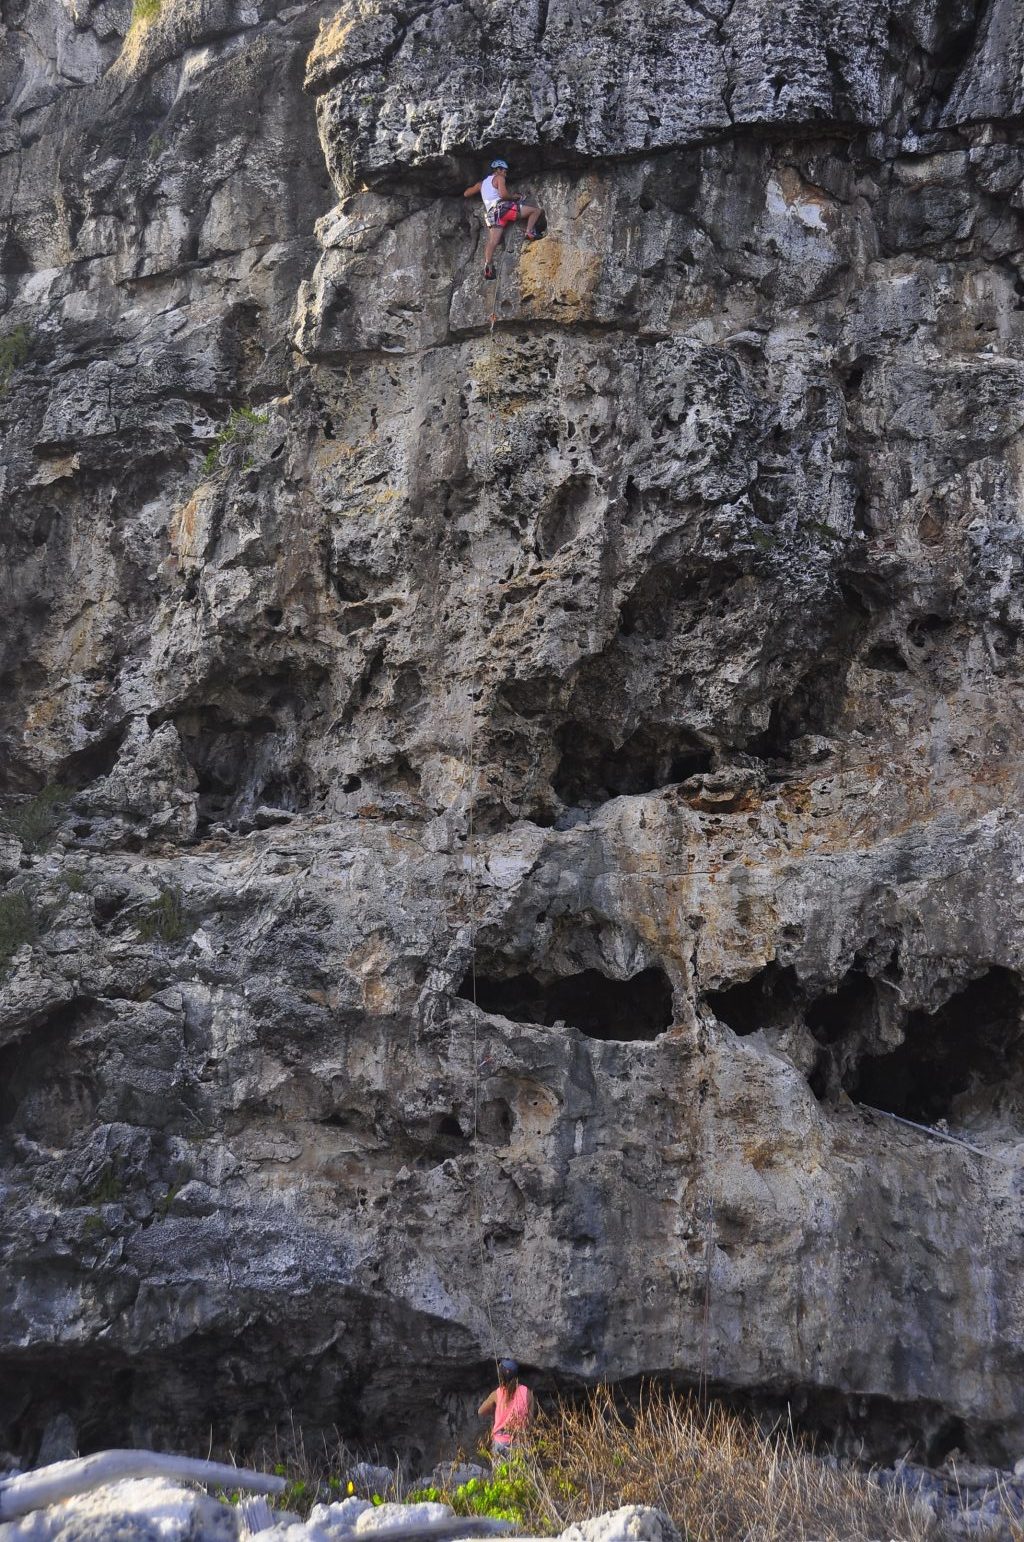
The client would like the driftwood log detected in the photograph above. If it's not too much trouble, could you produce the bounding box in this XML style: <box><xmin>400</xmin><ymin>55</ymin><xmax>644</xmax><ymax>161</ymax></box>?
<box><xmin>0</xmin><ymin>1449</ymin><xmax>287</xmax><ymax>1521</ymax></box>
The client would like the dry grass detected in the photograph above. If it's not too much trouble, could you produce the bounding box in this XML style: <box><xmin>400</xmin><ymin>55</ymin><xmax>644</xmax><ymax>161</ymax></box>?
<box><xmin>240</xmin><ymin>1416</ymin><xmax>406</xmax><ymax>1513</ymax></box>
<box><xmin>518</xmin><ymin>1386</ymin><xmax>942</xmax><ymax>1541</ymax></box>
<box><xmin>234</xmin><ymin>1389</ymin><xmax>1024</xmax><ymax>1541</ymax></box>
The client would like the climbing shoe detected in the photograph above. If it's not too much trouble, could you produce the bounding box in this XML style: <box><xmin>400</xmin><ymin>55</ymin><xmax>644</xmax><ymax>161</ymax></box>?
<box><xmin>524</xmin><ymin>227</ymin><xmax>543</xmax><ymax>241</ymax></box>
<box><xmin>484</xmin><ymin>264</ymin><xmax>496</xmax><ymax>280</ymax></box>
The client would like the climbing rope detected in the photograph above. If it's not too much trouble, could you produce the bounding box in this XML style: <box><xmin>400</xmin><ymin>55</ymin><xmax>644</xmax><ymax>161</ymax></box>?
<box><xmin>697</xmin><ymin>1194</ymin><xmax>714</xmax><ymax>1405</ymax></box>
<box><xmin>456</xmin><ymin>243</ymin><xmax>513</xmax><ymax>1380</ymax></box>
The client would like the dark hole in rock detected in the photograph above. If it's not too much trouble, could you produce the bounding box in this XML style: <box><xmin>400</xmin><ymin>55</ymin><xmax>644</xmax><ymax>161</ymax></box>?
<box><xmin>264</xmin><ymin>607</ymin><xmax>283</xmax><ymax>627</ymax></box>
<box><xmin>838</xmin><ymin>577</ymin><xmax>873</xmax><ymax>617</ymax></box>
<box><xmin>806</xmin><ymin>966</ymin><xmax>880</xmax><ymax>1046</ymax></box>
<box><xmin>429</xmin><ymin>1113</ymin><xmax>467</xmax><ymax>1145</ymax></box>
<box><xmin>498</xmin><ymin>677</ymin><xmax>554</xmax><ymax>719</ymax></box>
<box><xmin>843</xmin><ymin>363</ymin><xmax>865</xmax><ymax>397</ymax></box>
<box><xmin>2</xmin><ymin>235</ymin><xmax>33</xmax><ymax>274</ymax></box>
<box><xmin>371</xmin><ymin>755</ymin><xmax>421</xmax><ymax>796</ymax></box>
<box><xmin>92</xmin><ymin>885</ymin><xmax>133</xmax><ymax>927</ymax></box>
<box><xmin>863</xmin><ymin>642</ymin><xmax>909</xmax><ymax>672</ymax></box>
<box><xmin>706</xmin><ymin>962</ymin><xmax>803</xmax><ymax>1037</ymax></box>
<box><xmin>332</xmin><ymin>567</ymin><xmax>370</xmax><ymax>604</ymax></box>
<box><xmin>751</xmin><ymin>662</ymin><xmax>848</xmax><ymax>761</ymax></box>
<box><xmin>171</xmin><ymin>703</ymin><xmax>310</xmax><ymax>827</ymax></box>
<box><xmin>618</xmin><ymin>560</ymin><xmax>723</xmax><ymax>642</ymax></box>
<box><xmin>31</xmin><ymin>512</ymin><xmax>53</xmax><ymax>548</ymax></box>
<box><xmin>459</xmin><ymin>965</ymin><xmax>673</xmax><ymax>1041</ymax></box>
<box><xmin>342</xmin><ymin>774</ymin><xmax>362</xmax><ymax>793</ymax></box>
<box><xmin>846</xmin><ymin>968</ymin><xmax>1024</xmax><ymax>1125</ymax></box>
<box><xmin>535</xmin><ymin>478</ymin><xmax>592</xmax><ymax>557</ymax></box>
<box><xmin>907</xmin><ymin>613</ymin><xmax>948</xmax><ymax>649</ymax></box>
<box><xmin>553</xmin><ymin>722</ymin><xmax>712</xmax><ymax>805</ymax></box>
<box><xmin>623</xmin><ymin>476</ymin><xmax>642</xmax><ymax>519</ymax></box>
<box><xmin>0</xmin><ymin>998</ymin><xmax>101</xmax><ymax>1144</ymax></box>
<box><xmin>58</xmin><ymin>721</ymin><xmax>131</xmax><ymax>789</ymax></box>
<box><xmin>478</xmin><ymin>1097</ymin><xmax>514</xmax><ymax>1145</ymax></box>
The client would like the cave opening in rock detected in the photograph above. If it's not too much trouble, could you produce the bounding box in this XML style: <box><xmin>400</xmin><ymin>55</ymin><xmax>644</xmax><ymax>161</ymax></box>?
<box><xmin>459</xmin><ymin>964</ymin><xmax>674</xmax><ymax>1041</ymax></box>
<box><xmin>0</xmin><ymin>998</ymin><xmax>102</xmax><ymax>1147</ymax></box>
<box><xmin>553</xmin><ymin>721</ymin><xmax>712</xmax><ymax>805</ymax></box>
<box><xmin>711</xmin><ymin>957</ymin><xmax>1024</xmax><ymax>1129</ymax></box>
<box><xmin>845</xmin><ymin>967</ymin><xmax>1024</xmax><ymax>1125</ymax></box>
<box><xmin>706</xmin><ymin>962</ymin><xmax>802</xmax><ymax>1037</ymax></box>
<box><xmin>167</xmin><ymin>702</ymin><xmax>310</xmax><ymax>826</ymax></box>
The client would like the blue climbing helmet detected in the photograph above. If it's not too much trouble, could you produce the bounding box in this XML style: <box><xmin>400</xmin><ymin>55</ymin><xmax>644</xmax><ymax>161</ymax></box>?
<box><xmin>489</xmin><ymin>158</ymin><xmax>509</xmax><ymax>170</ymax></box>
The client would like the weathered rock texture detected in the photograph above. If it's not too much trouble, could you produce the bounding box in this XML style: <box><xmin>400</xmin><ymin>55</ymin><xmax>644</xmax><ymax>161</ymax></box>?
<box><xmin>3</xmin><ymin>0</ymin><xmax>1024</xmax><ymax>1467</ymax></box>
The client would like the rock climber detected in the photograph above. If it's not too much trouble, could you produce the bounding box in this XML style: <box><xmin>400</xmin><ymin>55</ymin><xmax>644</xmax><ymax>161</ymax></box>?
<box><xmin>463</xmin><ymin>159</ymin><xmax>544</xmax><ymax>280</ymax></box>
<box><xmin>478</xmin><ymin>1357</ymin><xmax>535</xmax><ymax>1464</ymax></box>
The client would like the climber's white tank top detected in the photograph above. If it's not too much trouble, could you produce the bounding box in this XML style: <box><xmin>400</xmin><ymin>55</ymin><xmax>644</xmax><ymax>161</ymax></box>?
<box><xmin>481</xmin><ymin>174</ymin><xmax>503</xmax><ymax>210</ymax></box>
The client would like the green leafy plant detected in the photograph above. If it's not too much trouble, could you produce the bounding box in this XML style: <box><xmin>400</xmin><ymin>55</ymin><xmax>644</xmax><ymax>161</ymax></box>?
<box><xmin>138</xmin><ymin>885</ymin><xmax>189</xmax><ymax>943</ymax></box>
<box><xmin>0</xmin><ymin>325</ymin><xmax>29</xmax><ymax>391</ymax></box>
<box><xmin>0</xmin><ymin>891</ymin><xmax>36</xmax><ymax>972</ymax></box>
<box><xmin>450</xmin><ymin>1463</ymin><xmax>538</xmax><ymax>1525</ymax></box>
<box><xmin>1</xmin><ymin>784</ymin><xmax>70</xmax><ymax>853</ymax></box>
<box><xmin>202</xmin><ymin>406</ymin><xmax>268</xmax><ymax>475</ymax></box>
<box><xmin>131</xmin><ymin>0</ymin><xmax>161</xmax><ymax>25</ymax></box>
<box><xmin>282</xmin><ymin>1479</ymin><xmax>312</xmax><ymax>1512</ymax></box>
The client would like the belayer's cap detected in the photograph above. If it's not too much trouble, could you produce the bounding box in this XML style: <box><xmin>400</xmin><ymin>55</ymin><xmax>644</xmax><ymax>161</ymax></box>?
<box><xmin>489</xmin><ymin>158</ymin><xmax>510</xmax><ymax>170</ymax></box>
<box><xmin>498</xmin><ymin>1357</ymin><xmax>519</xmax><ymax>1375</ymax></box>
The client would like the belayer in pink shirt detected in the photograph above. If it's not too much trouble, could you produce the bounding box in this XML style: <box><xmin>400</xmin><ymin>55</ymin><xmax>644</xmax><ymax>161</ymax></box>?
<box><xmin>478</xmin><ymin>1357</ymin><xmax>535</xmax><ymax>1463</ymax></box>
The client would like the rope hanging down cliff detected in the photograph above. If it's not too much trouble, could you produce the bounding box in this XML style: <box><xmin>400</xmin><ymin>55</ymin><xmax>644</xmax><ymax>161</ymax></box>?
<box><xmin>454</xmin><ymin>287</ymin><xmax>512</xmax><ymax>1377</ymax></box>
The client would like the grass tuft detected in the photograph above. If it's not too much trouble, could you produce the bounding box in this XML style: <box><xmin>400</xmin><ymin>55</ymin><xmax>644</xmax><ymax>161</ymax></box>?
<box><xmin>202</xmin><ymin>406</ymin><xmax>269</xmax><ymax>476</ymax></box>
<box><xmin>130</xmin><ymin>0</ymin><xmax>161</xmax><ymax>26</ymax></box>
<box><xmin>516</xmin><ymin>1387</ymin><xmax>947</xmax><ymax>1541</ymax></box>
<box><xmin>138</xmin><ymin>885</ymin><xmax>189</xmax><ymax>943</ymax></box>
<box><xmin>0</xmin><ymin>891</ymin><xmax>36</xmax><ymax>972</ymax></box>
<box><xmin>0</xmin><ymin>325</ymin><xmax>30</xmax><ymax>392</ymax></box>
<box><xmin>0</xmin><ymin>784</ymin><xmax>70</xmax><ymax>853</ymax></box>
<box><xmin>87</xmin><ymin>1162</ymin><xmax>125</xmax><ymax>1205</ymax></box>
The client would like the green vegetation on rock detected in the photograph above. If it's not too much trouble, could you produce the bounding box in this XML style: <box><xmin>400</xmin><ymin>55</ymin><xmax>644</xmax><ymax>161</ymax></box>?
<box><xmin>0</xmin><ymin>325</ymin><xmax>30</xmax><ymax>391</ymax></box>
<box><xmin>0</xmin><ymin>891</ymin><xmax>36</xmax><ymax>972</ymax></box>
<box><xmin>87</xmin><ymin>1163</ymin><xmax>125</xmax><ymax>1205</ymax></box>
<box><xmin>1</xmin><ymin>784</ymin><xmax>70</xmax><ymax>852</ymax></box>
<box><xmin>138</xmin><ymin>885</ymin><xmax>189</xmax><ymax>943</ymax></box>
<box><xmin>203</xmin><ymin>406</ymin><xmax>269</xmax><ymax>475</ymax></box>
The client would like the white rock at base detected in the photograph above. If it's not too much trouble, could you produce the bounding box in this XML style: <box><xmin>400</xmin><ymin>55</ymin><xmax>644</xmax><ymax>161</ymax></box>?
<box><xmin>559</xmin><ymin>1507</ymin><xmax>681</xmax><ymax>1542</ymax></box>
<box><xmin>0</xmin><ymin>1478</ymin><xmax>239</xmax><ymax>1542</ymax></box>
<box><xmin>0</xmin><ymin>1484</ymin><xmax>674</xmax><ymax>1542</ymax></box>
<box><xmin>355</xmin><ymin>1502</ymin><xmax>454</xmax><ymax>1532</ymax></box>
<box><xmin>308</xmin><ymin>1499</ymin><xmax>373</xmax><ymax>1528</ymax></box>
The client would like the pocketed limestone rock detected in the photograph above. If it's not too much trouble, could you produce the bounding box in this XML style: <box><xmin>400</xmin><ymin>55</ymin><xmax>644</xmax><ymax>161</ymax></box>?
<box><xmin>5</xmin><ymin>0</ymin><xmax>1024</xmax><ymax>1479</ymax></box>
<box><xmin>84</xmin><ymin>722</ymin><xmax>199</xmax><ymax>843</ymax></box>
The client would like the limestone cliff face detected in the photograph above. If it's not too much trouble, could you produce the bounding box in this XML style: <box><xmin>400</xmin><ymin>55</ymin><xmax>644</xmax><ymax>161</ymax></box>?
<box><xmin>3</xmin><ymin>0</ymin><xmax>1024</xmax><ymax>1466</ymax></box>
